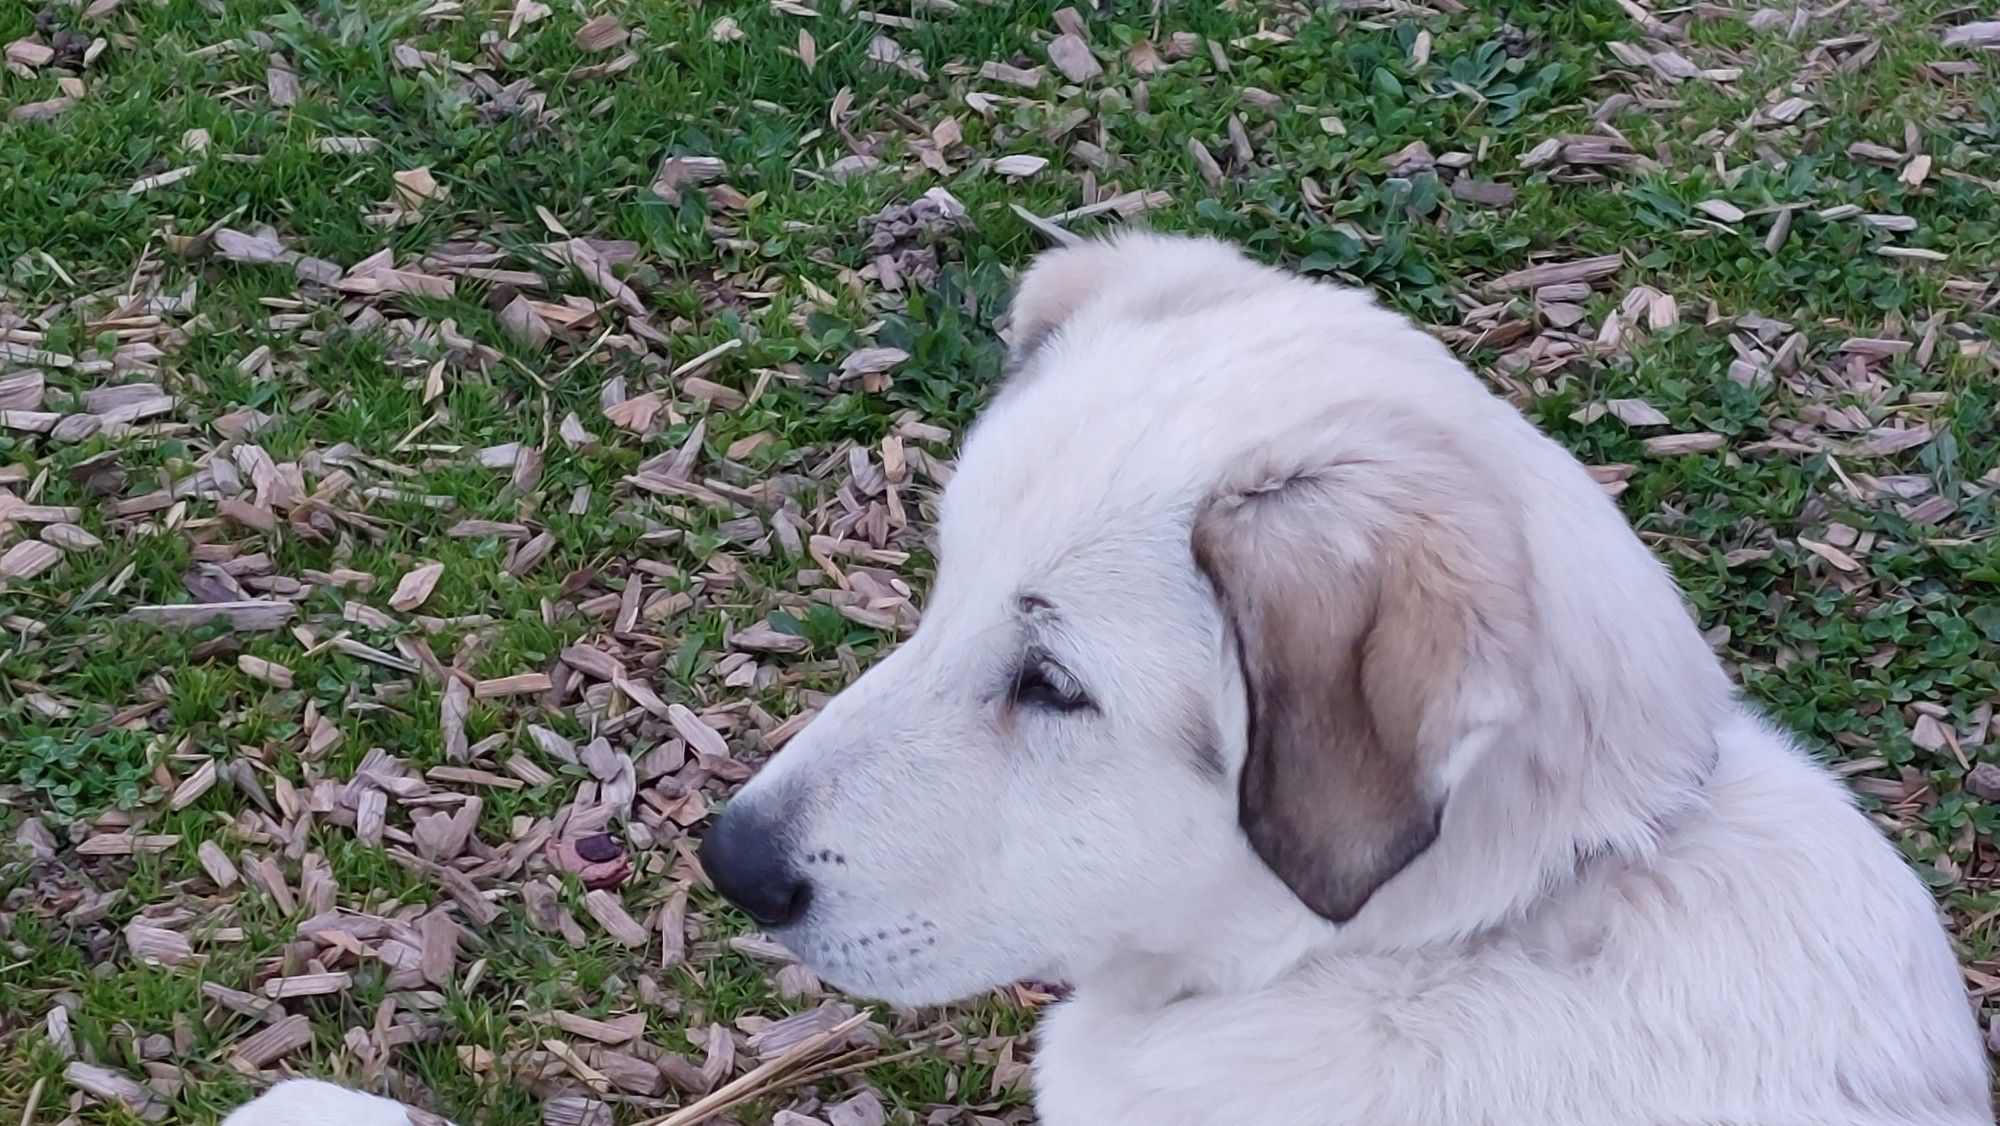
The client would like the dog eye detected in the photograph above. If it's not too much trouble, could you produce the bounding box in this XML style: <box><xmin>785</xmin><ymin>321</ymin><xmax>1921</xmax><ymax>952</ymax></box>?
<box><xmin>1014</xmin><ymin>659</ymin><xmax>1091</xmax><ymax>713</ymax></box>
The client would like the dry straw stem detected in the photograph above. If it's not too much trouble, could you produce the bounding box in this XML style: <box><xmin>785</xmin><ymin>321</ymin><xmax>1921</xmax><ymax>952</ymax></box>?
<box><xmin>632</xmin><ymin>1011</ymin><xmax>871</xmax><ymax>1126</ymax></box>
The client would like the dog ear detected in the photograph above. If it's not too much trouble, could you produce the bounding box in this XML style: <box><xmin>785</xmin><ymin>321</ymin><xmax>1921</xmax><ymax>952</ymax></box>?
<box><xmin>1004</xmin><ymin>233</ymin><xmax>1277</xmax><ymax>365</ymax></box>
<box><xmin>1006</xmin><ymin>240</ymin><xmax>1129</xmax><ymax>363</ymax></box>
<box><xmin>1193</xmin><ymin>410</ymin><xmax>1533</xmax><ymax>923</ymax></box>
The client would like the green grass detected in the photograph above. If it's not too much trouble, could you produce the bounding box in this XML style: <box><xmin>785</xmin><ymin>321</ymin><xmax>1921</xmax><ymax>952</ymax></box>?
<box><xmin>3</xmin><ymin>0</ymin><xmax>1997</xmax><ymax>1121</ymax></box>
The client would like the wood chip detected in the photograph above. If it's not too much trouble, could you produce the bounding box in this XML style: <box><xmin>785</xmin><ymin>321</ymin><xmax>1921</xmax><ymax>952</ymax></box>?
<box><xmin>129</xmin><ymin>166</ymin><xmax>196</xmax><ymax>194</ymax></box>
<box><xmin>420</xmin><ymin>909</ymin><xmax>460</xmax><ymax>987</ymax></box>
<box><xmin>668</xmin><ymin>705</ymin><xmax>730</xmax><ymax>758</ymax></box>
<box><xmin>1187</xmin><ymin>137</ymin><xmax>1224</xmax><ymax>189</ymax></box>
<box><xmin>553</xmin><ymin>1011</ymin><xmax>646</xmax><ymax>1044</ymax></box>
<box><xmin>476</xmin><ymin>672</ymin><xmax>553</xmax><ymax>698</ymax></box>
<box><xmin>1047</xmin><ymin>32</ymin><xmax>1101</xmax><ymax>82</ymax></box>
<box><xmin>127</xmin><ymin>600</ymin><xmax>295</xmax><ymax>631</ymax></box>
<box><xmin>0</xmin><ymin>369</ymin><xmax>43</xmax><ymax>410</ymax></box>
<box><xmin>263</xmin><ymin>971</ymin><xmax>352</xmax><ymax>999</ymax></box>
<box><xmin>561</xmin><ymin>644</ymin><xmax>626</xmax><ymax>680</ymax></box>
<box><xmin>1943</xmin><ymin>21</ymin><xmax>2000</xmax><ymax>47</ymax></box>
<box><xmin>1489</xmin><ymin>254</ymin><xmax>1624</xmax><ymax>290</ymax></box>
<box><xmin>547</xmin><ymin>1095</ymin><xmax>615</xmax><ymax>1126</ymax></box>
<box><xmin>229</xmin><ymin>1014</ymin><xmax>314</xmax><ymax>1068</ymax></box>
<box><xmin>441</xmin><ymin>675</ymin><xmax>472</xmax><ymax>760</ymax></box>
<box><xmin>575</xmin><ymin>14</ymin><xmax>628</xmax><ymax>51</ymax></box>
<box><xmin>124</xmin><ymin>921</ymin><xmax>195</xmax><ymax>967</ymax></box>
<box><xmin>1605</xmin><ymin>398</ymin><xmax>1671</xmax><ymax>426</ymax></box>
<box><xmin>428</xmin><ymin>765</ymin><xmax>521</xmax><ymax>789</ymax></box>
<box><xmin>978</xmin><ymin>60</ymin><xmax>1046</xmax><ymax>88</ymax></box>
<box><xmin>198</xmin><ymin>840</ymin><xmax>240</xmax><ymax>888</ymax></box>
<box><xmin>595</xmin><ymin>1050</ymin><xmax>667</xmax><ymax>1096</ymax></box>
<box><xmin>0</xmin><ymin>410</ymin><xmax>60</xmax><ymax>433</ymax></box>
<box><xmin>243</xmin><ymin>855</ymin><xmax>297</xmax><ymax>913</ymax></box>
<box><xmin>77</xmin><ymin>833</ymin><xmax>179</xmax><ymax>856</ymax></box>
<box><xmin>730</xmin><ymin>622</ymin><xmax>811</xmax><ymax>654</ymax></box>
<box><xmin>169</xmin><ymin>759</ymin><xmax>218</xmax><ymax>810</ymax></box>
<box><xmin>1642</xmin><ymin>432</ymin><xmax>1727</xmax><ymax>456</ymax></box>
<box><xmin>6</xmin><ymin>38</ymin><xmax>56</xmax><ymax>68</ymax></box>
<box><xmin>992</xmin><ymin>154</ymin><xmax>1049</xmax><ymax>177</ymax></box>
<box><xmin>238</xmin><ymin>655</ymin><xmax>295</xmax><ymax>688</ymax></box>
<box><xmin>0</xmin><ymin>540</ymin><xmax>61</xmax><ymax>582</ymax></box>
<box><xmin>1695</xmin><ymin>199</ymin><xmax>1745</xmax><ymax>223</ymax></box>
<box><xmin>312</xmin><ymin>135</ymin><xmax>380</xmax><ymax>154</ymax></box>
<box><xmin>583</xmin><ymin>890</ymin><xmax>650</xmax><ymax>947</ymax></box>
<box><xmin>65</xmin><ymin>1062</ymin><xmax>164</xmax><ymax>1120</ymax></box>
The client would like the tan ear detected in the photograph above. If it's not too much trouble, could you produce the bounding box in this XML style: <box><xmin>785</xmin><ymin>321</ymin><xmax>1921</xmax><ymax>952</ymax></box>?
<box><xmin>1193</xmin><ymin>410</ymin><xmax>1534</xmax><ymax>923</ymax></box>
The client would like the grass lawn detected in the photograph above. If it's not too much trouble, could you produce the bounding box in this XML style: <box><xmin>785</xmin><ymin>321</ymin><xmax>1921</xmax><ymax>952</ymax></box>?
<box><xmin>2</xmin><ymin>0</ymin><xmax>1997</xmax><ymax>1121</ymax></box>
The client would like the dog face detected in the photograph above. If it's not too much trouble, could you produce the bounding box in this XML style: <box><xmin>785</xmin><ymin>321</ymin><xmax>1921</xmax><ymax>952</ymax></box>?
<box><xmin>706</xmin><ymin>495</ymin><xmax>1262</xmax><ymax>1004</ymax></box>
<box><xmin>702</xmin><ymin>235</ymin><xmax>1535</xmax><ymax>1005</ymax></box>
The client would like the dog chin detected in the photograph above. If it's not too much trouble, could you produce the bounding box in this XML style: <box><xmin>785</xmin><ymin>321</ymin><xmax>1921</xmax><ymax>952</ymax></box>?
<box><xmin>824</xmin><ymin>950</ymin><xmax>1022</xmax><ymax>1007</ymax></box>
<box><xmin>777</xmin><ymin>929</ymin><xmax>1027</xmax><ymax>1007</ymax></box>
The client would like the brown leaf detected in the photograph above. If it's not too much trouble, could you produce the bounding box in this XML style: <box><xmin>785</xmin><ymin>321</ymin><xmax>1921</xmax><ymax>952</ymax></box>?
<box><xmin>5</xmin><ymin>37</ymin><xmax>55</xmax><ymax>68</ymax></box>
<box><xmin>1047</xmin><ymin>32</ymin><xmax>1101</xmax><ymax>82</ymax></box>
<box><xmin>1450</xmin><ymin>179</ymin><xmax>1516</xmax><ymax>207</ymax></box>
<box><xmin>9</xmin><ymin>95</ymin><xmax>74</xmax><ymax>121</ymax></box>
<box><xmin>1798</xmin><ymin>537</ymin><xmax>1862</xmax><ymax>572</ymax></box>
<box><xmin>214</xmin><ymin>228</ymin><xmax>297</xmax><ymax>265</ymax></box>
<box><xmin>391</xmin><ymin>561</ymin><xmax>445</xmax><ymax>611</ymax></box>
<box><xmin>266</xmin><ymin>64</ymin><xmax>299</xmax><ymax>107</ymax></box>
<box><xmin>575</xmin><ymin>14</ymin><xmax>628</xmax><ymax>52</ymax></box>
<box><xmin>500</xmin><ymin>295</ymin><xmax>552</xmax><ymax>350</ymax></box>
<box><xmin>393</xmin><ymin>166</ymin><xmax>444</xmax><ymax>208</ymax></box>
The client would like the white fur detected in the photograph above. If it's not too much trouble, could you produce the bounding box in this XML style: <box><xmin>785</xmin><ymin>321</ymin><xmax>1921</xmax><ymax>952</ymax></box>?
<box><xmin>728</xmin><ymin>234</ymin><xmax>1991</xmax><ymax>1124</ymax></box>
<box><xmin>221</xmin><ymin>1079</ymin><xmax>432</xmax><ymax>1125</ymax></box>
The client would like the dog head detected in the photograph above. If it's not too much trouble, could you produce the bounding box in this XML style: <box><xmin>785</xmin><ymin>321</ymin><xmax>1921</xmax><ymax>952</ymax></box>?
<box><xmin>702</xmin><ymin>234</ymin><xmax>1537</xmax><ymax>1005</ymax></box>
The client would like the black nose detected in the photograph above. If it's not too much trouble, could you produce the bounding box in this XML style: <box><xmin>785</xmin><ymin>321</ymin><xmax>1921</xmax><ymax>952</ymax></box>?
<box><xmin>700</xmin><ymin>801</ymin><xmax>812</xmax><ymax>929</ymax></box>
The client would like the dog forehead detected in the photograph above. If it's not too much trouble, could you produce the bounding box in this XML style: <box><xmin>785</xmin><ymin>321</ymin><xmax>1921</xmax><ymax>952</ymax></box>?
<box><xmin>937</xmin><ymin>397</ymin><xmax>1209</xmax><ymax>587</ymax></box>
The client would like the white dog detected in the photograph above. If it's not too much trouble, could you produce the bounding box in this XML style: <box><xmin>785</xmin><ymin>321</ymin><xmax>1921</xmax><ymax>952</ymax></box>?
<box><xmin>227</xmin><ymin>235</ymin><xmax>1988</xmax><ymax>1125</ymax></box>
<box><xmin>699</xmin><ymin>234</ymin><xmax>1992</xmax><ymax>1125</ymax></box>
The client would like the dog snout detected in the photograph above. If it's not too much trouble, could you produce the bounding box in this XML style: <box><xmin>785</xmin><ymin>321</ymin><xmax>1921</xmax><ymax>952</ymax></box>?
<box><xmin>700</xmin><ymin>801</ymin><xmax>812</xmax><ymax>929</ymax></box>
